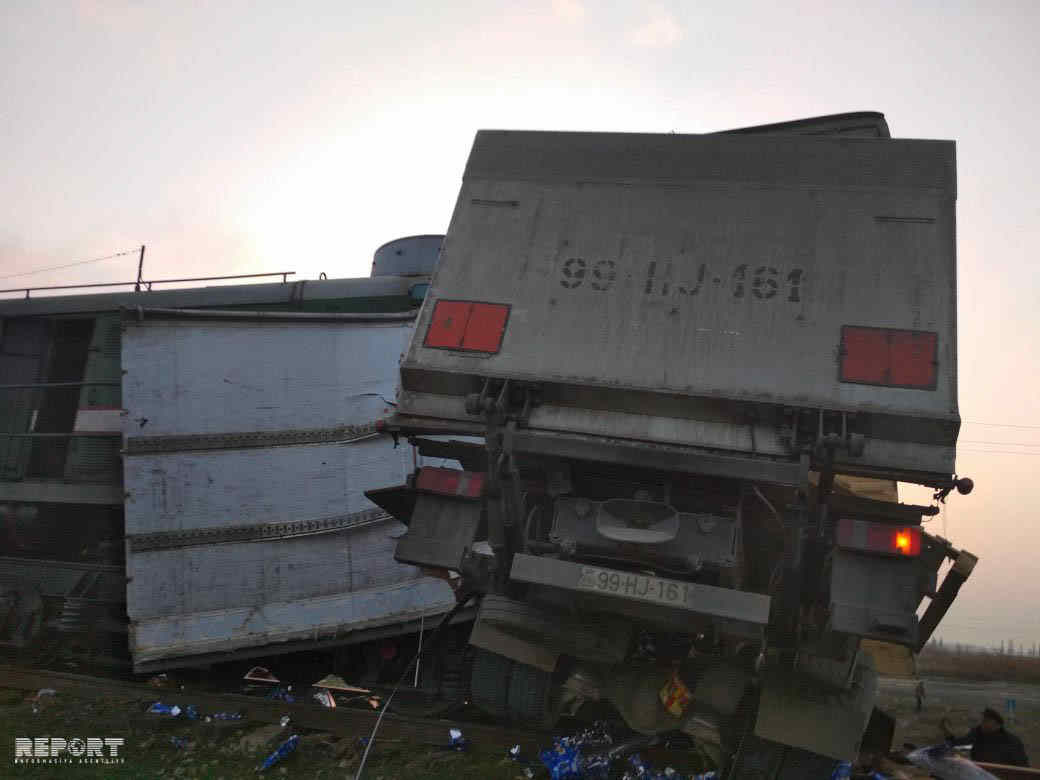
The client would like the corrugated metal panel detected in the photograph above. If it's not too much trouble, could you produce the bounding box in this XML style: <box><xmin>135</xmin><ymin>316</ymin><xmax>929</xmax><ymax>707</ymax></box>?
<box><xmin>130</xmin><ymin>579</ymin><xmax>452</xmax><ymax>665</ymax></box>
<box><xmin>123</xmin><ymin>320</ymin><xmax>407</xmax><ymax>436</ymax></box>
<box><xmin>124</xmin><ymin>441</ymin><xmax>407</xmax><ymax>535</ymax></box>
<box><xmin>122</xmin><ymin>315</ymin><xmax>454</xmax><ymax>667</ymax></box>
<box><xmin>399</xmin><ymin>130</ymin><xmax>959</xmax><ymax>479</ymax></box>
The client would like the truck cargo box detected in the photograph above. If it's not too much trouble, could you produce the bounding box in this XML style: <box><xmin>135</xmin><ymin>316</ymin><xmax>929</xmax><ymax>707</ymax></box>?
<box><xmin>397</xmin><ymin>129</ymin><xmax>959</xmax><ymax>484</ymax></box>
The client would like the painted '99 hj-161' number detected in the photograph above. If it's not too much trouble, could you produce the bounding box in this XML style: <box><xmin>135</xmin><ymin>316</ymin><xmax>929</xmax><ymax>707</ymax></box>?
<box><xmin>559</xmin><ymin>257</ymin><xmax>804</xmax><ymax>302</ymax></box>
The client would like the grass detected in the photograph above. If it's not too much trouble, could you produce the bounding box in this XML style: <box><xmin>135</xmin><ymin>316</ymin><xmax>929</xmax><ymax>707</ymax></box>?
<box><xmin>0</xmin><ymin>687</ymin><xmax>535</xmax><ymax>779</ymax></box>
<box><xmin>0</xmin><ymin>686</ymin><xmax>712</xmax><ymax>779</ymax></box>
<box><xmin>919</xmin><ymin>646</ymin><xmax>1040</xmax><ymax>685</ymax></box>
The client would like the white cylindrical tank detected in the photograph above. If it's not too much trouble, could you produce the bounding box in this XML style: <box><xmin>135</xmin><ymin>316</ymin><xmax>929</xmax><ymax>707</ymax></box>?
<box><xmin>371</xmin><ymin>235</ymin><xmax>444</xmax><ymax>278</ymax></box>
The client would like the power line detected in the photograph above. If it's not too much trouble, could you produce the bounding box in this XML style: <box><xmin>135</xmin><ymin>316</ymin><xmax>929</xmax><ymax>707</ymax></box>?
<box><xmin>0</xmin><ymin>248</ymin><xmax>140</xmax><ymax>281</ymax></box>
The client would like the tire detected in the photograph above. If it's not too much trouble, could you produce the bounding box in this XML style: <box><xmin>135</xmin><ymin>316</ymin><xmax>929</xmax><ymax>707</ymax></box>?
<box><xmin>470</xmin><ymin>648</ymin><xmax>512</xmax><ymax>720</ymax></box>
<box><xmin>507</xmin><ymin>661</ymin><xmax>563</xmax><ymax>729</ymax></box>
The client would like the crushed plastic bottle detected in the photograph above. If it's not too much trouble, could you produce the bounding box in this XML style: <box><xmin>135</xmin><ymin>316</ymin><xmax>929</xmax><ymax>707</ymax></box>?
<box><xmin>147</xmin><ymin>702</ymin><xmax>182</xmax><ymax>717</ymax></box>
<box><xmin>279</xmin><ymin>715</ymin><xmax>291</xmax><ymax>728</ymax></box>
<box><xmin>448</xmin><ymin>728</ymin><xmax>467</xmax><ymax>751</ymax></box>
<box><xmin>313</xmin><ymin>689</ymin><xmax>336</xmax><ymax>708</ymax></box>
<box><xmin>830</xmin><ymin>760</ymin><xmax>853</xmax><ymax>779</ymax></box>
<box><xmin>582</xmin><ymin>752</ymin><xmax>611</xmax><ymax>780</ymax></box>
<box><xmin>31</xmin><ymin>688</ymin><xmax>57</xmax><ymax>714</ymax></box>
<box><xmin>258</xmin><ymin>734</ymin><xmax>299</xmax><ymax>772</ymax></box>
<box><xmin>540</xmin><ymin>739</ymin><xmax>583</xmax><ymax>780</ymax></box>
<box><xmin>209</xmin><ymin>711</ymin><xmax>243</xmax><ymax>721</ymax></box>
<box><xmin>265</xmin><ymin>686</ymin><xmax>295</xmax><ymax>703</ymax></box>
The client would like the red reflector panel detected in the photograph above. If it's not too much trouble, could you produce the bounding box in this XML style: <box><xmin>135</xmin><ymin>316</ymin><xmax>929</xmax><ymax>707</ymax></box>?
<box><xmin>840</xmin><ymin>326</ymin><xmax>938</xmax><ymax>390</ymax></box>
<box><xmin>424</xmin><ymin>300</ymin><xmax>510</xmax><ymax>354</ymax></box>
<box><xmin>836</xmin><ymin>518</ymin><xmax>921</xmax><ymax>557</ymax></box>
<box><xmin>415</xmin><ymin>467</ymin><xmax>484</xmax><ymax>499</ymax></box>
<box><xmin>424</xmin><ymin>300</ymin><xmax>471</xmax><ymax>349</ymax></box>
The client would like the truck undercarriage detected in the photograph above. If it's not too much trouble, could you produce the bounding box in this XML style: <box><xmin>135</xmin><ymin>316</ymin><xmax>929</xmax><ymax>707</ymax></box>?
<box><xmin>369</xmin><ymin>414</ymin><xmax>976</xmax><ymax>775</ymax></box>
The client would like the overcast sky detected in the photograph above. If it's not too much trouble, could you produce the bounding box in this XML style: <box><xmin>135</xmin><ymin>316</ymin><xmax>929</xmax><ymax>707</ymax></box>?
<box><xmin>3</xmin><ymin>0</ymin><xmax>1039</xmax><ymax>649</ymax></box>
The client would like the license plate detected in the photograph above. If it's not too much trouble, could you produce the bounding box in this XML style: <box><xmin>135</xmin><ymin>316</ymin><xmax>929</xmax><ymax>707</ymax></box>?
<box><xmin>576</xmin><ymin>565</ymin><xmax>694</xmax><ymax>609</ymax></box>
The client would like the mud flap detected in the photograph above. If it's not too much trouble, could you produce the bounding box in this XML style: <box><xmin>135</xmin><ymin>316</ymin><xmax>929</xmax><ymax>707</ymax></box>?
<box><xmin>753</xmin><ymin>654</ymin><xmax>877</xmax><ymax>761</ymax></box>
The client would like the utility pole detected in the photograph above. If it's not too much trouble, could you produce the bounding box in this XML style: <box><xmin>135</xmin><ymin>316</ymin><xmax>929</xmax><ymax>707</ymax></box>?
<box><xmin>134</xmin><ymin>245</ymin><xmax>146</xmax><ymax>291</ymax></box>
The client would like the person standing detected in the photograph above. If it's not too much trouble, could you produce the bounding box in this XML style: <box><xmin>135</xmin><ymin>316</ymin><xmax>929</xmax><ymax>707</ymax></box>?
<box><xmin>915</xmin><ymin>680</ymin><xmax>926</xmax><ymax>712</ymax></box>
<box><xmin>941</xmin><ymin>708</ymin><xmax>1030</xmax><ymax>766</ymax></box>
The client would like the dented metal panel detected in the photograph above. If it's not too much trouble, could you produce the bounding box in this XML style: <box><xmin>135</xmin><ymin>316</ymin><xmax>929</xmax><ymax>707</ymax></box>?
<box><xmin>122</xmin><ymin>315</ymin><xmax>454</xmax><ymax>668</ymax></box>
<box><xmin>123</xmin><ymin>319</ymin><xmax>407</xmax><ymax>436</ymax></box>
<box><xmin>399</xmin><ymin>130</ymin><xmax>959</xmax><ymax>481</ymax></box>
<box><xmin>123</xmin><ymin>440</ymin><xmax>406</xmax><ymax>535</ymax></box>
<box><xmin>130</xmin><ymin>578</ymin><xmax>453</xmax><ymax>665</ymax></box>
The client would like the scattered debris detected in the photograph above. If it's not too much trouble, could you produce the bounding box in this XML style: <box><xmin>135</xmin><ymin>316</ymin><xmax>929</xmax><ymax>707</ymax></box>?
<box><xmin>147</xmin><ymin>702</ymin><xmax>182</xmax><ymax>717</ymax></box>
<box><xmin>622</xmin><ymin>754</ymin><xmax>716</xmax><ymax>780</ymax></box>
<box><xmin>312</xmin><ymin>674</ymin><xmax>370</xmax><ymax>694</ymax></box>
<box><xmin>30</xmin><ymin>688</ymin><xmax>56</xmax><ymax>714</ymax></box>
<box><xmin>169</xmin><ymin>736</ymin><xmax>189</xmax><ymax>749</ymax></box>
<box><xmin>244</xmin><ymin>666</ymin><xmax>280</xmax><ymax>684</ymax></box>
<box><xmin>905</xmin><ymin>744</ymin><xmax>998</xmax><ymax>779</ymax></box>
<box><xmin>209</xmin><ymin>711</ymin><xmax>244</xmax><ymax>721</ymax></box>
<box><xmin>148</xmin><ymin>673</ymin><xmax>171</xmax><ymax>688</ymax></box>
<box><xmin>313</xmin><ymin>689</ymin><xmax>336</xmax><ymax>708</ymax></box>
<box><xmin>258</xmin><ymin>734</ymin><xmax>299</xmax><ymax>772</ymax></box>
<box><xmin>536</xmin><ymin>723</ymin><xmax>718</xmax><ymax>780</ymax></box>
<box><xmin>448</xmin><ymin>728</ymin><xmax>466</xmax><ymax>751</ymax></box>
<box><xmin>265</xmin><ymin>686</ymin><xmax>295</xmax><ymax>703</ymax></box>
<box><xmin>280</xmin><ymin>715</ymin><xmax>291</xmax><ymax>728</ymax></box>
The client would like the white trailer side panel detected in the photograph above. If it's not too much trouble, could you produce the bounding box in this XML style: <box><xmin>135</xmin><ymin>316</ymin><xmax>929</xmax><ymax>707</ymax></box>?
<box><xmin>122</xmin><ymin>315</ymin><xmax>454</xmax><ymax>668</ymax></box>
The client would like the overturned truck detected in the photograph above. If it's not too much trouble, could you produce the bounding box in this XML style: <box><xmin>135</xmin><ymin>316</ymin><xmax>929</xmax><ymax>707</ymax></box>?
<box><xmin>369</xmin><ymin>113</ymin><xmax>977</xmax><ymax>774</ymax></box>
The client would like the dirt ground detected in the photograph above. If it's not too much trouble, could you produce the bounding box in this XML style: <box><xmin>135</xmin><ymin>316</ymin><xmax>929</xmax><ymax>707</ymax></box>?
<box><xmin>5</xmin><ymin>675</ymin><xmax>1036</xmax><ymax>778</ymax></box>
<box><xmin>0</xmin><ymin>685</ymin><xmax>709</xmax><ymax>779</ymax></box>
<box><xmin>0</xmin><ymin>684</ymin><xmax>537</xmax><ymax>779</ymax></box>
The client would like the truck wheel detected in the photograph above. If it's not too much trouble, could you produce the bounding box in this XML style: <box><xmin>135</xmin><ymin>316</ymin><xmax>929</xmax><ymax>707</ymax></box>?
<box><xmin>507</xmin><ymin>661</ymin><xmax>563</xmax><ymax>729</ymax></box>
<box><xmin>470</xmin><ymin>648</ymin><xmax>512</xmax><ymax>720</ymax></box>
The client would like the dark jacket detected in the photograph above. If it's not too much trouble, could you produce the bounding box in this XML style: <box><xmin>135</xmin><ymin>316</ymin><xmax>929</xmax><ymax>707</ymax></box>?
<box><xmin>949</xmin><ymin>726</ymin><xmax>1030</xmax><ymax>767</ymax></box>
